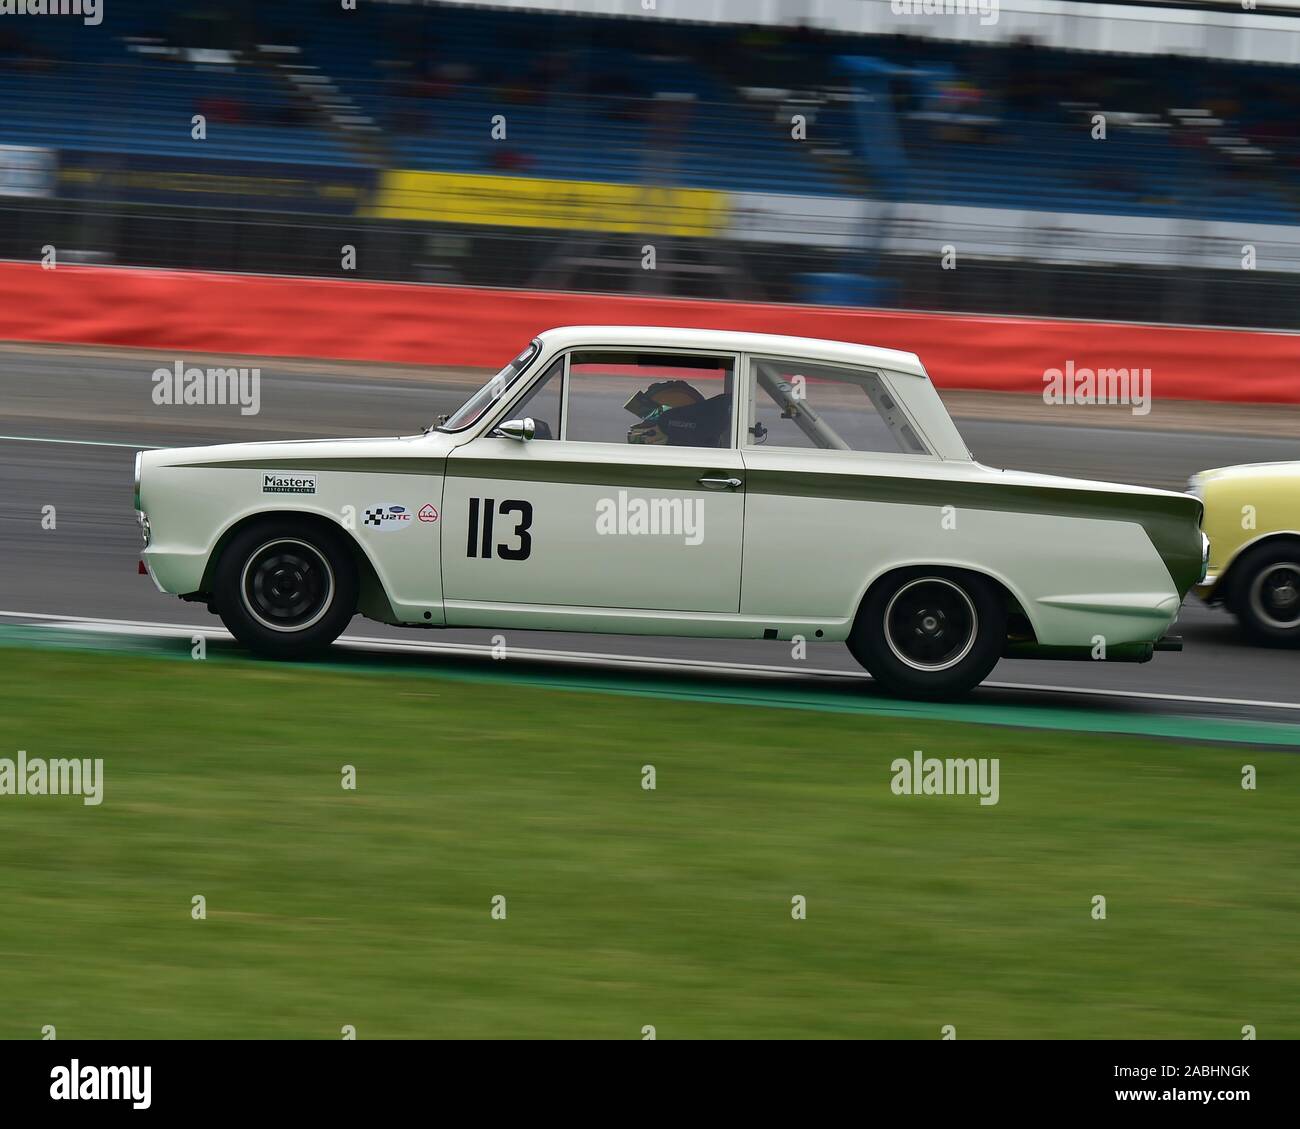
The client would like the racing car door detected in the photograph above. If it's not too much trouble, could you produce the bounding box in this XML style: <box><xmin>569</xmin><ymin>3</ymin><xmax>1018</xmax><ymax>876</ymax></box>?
<box><xmin>738</xmin><ymin>354</ymin><xmax>938</xmax><ymax>621</ymax></box>
<box><xmin>441</xmin><ymin>349</ymin><xmax>745</xmax><ymax>614</ymax></box>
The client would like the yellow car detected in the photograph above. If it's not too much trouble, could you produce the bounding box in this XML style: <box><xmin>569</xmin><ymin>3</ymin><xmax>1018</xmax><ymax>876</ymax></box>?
<box><xmin>1189</xmin><ymin>461</ymin><xmax>1300</xmax><ymax>645</ymax></box>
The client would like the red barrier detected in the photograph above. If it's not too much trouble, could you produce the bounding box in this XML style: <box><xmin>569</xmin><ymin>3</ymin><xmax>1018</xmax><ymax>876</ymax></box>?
<box><xmin>2</xmin><ymin>261</ymin><xmax>1298</xmax><ymax>403</ymax></box>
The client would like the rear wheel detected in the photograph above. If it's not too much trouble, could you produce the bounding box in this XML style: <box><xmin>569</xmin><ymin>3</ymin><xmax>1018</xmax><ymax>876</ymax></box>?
<box><xmin>848</xmin><ymin>569</ymin><xmax>1006</xmax><ymax>700</ymax></box>
<box><xmin>213</xmin><ymin>518</ymin><xmax>358</xmax><ymax>659</ymax></box>
<box><xmin>1228</xmin><ymin>542</ymin><xmax>1300</xmax><ymax>647</ymax></box>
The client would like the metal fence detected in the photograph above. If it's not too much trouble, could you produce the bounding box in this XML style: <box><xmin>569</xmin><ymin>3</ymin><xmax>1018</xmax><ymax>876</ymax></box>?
<box><xmin>9</xmin><ymin>192</ymin><xmax>1300</xmax><ymax>330</ymax></box>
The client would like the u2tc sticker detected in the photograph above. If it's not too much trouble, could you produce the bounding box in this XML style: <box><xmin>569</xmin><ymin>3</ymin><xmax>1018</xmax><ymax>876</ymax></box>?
<box><xmin>363</xmin><ymin>504</ymin><xmax>413</xmax><ymax>532</ymax></box>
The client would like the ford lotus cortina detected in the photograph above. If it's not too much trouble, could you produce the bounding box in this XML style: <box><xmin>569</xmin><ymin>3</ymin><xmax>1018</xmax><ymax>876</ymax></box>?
<box><xmin>134</xmin><ymin>327</ymin><xmax>1206</xmax><ymax>698</ymax></box>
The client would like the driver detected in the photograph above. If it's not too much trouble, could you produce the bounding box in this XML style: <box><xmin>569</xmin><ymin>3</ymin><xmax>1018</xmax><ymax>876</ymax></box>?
<box><xmin>624</xmin><ymin>379</ymin><xmax>731</xmax><ymax>447</ymax></box>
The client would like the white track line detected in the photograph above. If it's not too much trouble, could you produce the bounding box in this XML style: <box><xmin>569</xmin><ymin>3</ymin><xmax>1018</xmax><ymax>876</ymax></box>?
<box><xmin>1</xmin><ymin>609</ymin><xmax>1298</xmax><ymax>713</ymax></box>
<box><xmin>0</xmin><ymin>435</ymin><xmax>162</xmax><ymax>449</ymax></box>
<box><xmin>0</xmin><ymin>611</ymin><xmax>844</xmax><ymax>683</ymax></box>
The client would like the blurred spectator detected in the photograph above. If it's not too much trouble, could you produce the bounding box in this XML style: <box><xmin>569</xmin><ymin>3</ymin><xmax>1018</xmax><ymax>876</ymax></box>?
<box><xmin>485</xmin><ymin>145</ymin><xmax>534</xmax><ymax>173</ymax></box>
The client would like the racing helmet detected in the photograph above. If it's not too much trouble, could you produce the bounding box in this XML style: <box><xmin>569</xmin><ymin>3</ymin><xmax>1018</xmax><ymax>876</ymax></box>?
<box><xmin>624</xmin><ymin>379</ymin><xmax>728</xmax><ymax>447</ymax></box>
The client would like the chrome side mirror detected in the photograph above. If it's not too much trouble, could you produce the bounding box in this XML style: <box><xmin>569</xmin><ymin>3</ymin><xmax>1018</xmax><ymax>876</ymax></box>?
<box><xmin>496</xmin><ymin>418</ymin><xmax>535</xmax><ymax>441</ymax></box>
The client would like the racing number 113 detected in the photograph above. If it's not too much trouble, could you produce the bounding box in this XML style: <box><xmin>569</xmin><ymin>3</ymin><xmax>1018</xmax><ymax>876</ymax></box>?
<box><xmin>466</xmin><ymin>497</ymin><xmax>533</xmax><ymax>560</ymax></box>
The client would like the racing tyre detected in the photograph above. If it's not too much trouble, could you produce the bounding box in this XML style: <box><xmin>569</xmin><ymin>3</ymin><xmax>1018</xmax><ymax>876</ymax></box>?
<box><xmin>848</xmin><ymin>569</ymin><xmax>1006</xmax><ymax>700</ymax></box>
<box><xmin>213</xmin><ymin>518</ymin><xmax>358</xmax><ymax>659</ymax></box>
<box><xmin>1228</xmin><ymin>542</ymin><xmax>1300</xmax><ymax>647</ymax></box>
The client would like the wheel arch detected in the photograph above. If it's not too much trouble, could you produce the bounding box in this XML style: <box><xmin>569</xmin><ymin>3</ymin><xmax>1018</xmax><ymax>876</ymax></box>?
<box><xmin>197</xmin><ymin>509</ymin><xmax>397</xmax><ymax>624</ymax></box>
<box><xmin>1213</xmin><ymin>530</ymin><xmax>1300</xmax><ymax>607</ymax></box>
<box><xmin>851</xmin><ymin>562</ymin><xmax>1038</xmax><ymax>645</ymax></box>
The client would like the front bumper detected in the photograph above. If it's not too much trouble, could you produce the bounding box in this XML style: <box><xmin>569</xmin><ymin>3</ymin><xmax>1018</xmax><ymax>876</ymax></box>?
<box><xmin>1193</xmin><ymin>571</ymin><xmax>1220</xmax><ymax>603</ymax></box>
<box><xmin>140</xmin><ymin>546</ymin><xmax>211</xmax><ymax>596</ymax></box>
<box><xmin>138</xmin><ymin>555</ymin><xmax>167</xmax><ymax>595</ymax></box>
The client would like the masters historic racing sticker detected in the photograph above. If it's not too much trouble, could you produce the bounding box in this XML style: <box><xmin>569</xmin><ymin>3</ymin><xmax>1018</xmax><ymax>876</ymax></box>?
<box><xmin>263</xmin><ymin>472</ymin><xmax>317</xmax><ymax>495</ymax></box>
<box><xmin>363</xmin><ymin>504</ymin><xmax>413</xmax><ymax>532</ymax></box>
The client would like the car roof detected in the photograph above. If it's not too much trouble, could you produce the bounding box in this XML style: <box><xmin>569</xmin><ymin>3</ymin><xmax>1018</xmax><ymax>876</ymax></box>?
<box><xmin>533</xmin><ymin>325</ymin><xmax>928</xmax><ymax>378</ymax></box>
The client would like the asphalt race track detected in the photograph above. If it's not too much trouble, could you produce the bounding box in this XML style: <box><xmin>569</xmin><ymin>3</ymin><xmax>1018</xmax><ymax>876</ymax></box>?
<box><xmin>2</xmin><ymin>343</ymin><xmax>1297</xmax><ymax>730</ymax></box>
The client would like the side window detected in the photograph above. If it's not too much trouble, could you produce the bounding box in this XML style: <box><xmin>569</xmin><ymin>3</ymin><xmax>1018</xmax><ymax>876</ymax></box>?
<box><xmin>564</xmin><ymin>351</ymin><xmax>735</xmax><ymax>448</ymax></box>
<box><xmin>501</xmin><ymin>357</ymin><xmax>563</xmax><ymax>440</ymax></box>
<box><xmin>746</xmin><ymin>358</ymin><xmax>929</xmax><ymax>455</ymax></box>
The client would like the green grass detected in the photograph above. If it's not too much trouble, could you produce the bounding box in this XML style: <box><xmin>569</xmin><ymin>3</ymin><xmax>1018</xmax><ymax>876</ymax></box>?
<box><xmin>0</xmin><ymin>644</ymin><xmax>1296</xmax><ymax>1039</ymax></box>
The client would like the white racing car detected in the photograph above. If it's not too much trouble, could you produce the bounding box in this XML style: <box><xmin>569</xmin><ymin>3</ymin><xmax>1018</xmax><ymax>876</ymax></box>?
<box><xmin>134</xmin><ymin>326</ymin><xmax>1206</xmax><ymax>699</ymax></box>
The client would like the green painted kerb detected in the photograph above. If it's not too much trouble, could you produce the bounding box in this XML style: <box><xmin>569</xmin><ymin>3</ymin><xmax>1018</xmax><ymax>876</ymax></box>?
<box><xmin>0</xmin><ymin>624</ymin><xmax>1294</xmax><ymax>748</ymax></box>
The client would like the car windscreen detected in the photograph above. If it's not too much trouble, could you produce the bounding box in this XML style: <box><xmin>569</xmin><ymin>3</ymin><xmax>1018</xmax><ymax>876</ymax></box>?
<box><xmin>436</xmin><ymin>341</ymin><xmax>540</xmax><ymax>433</ymax></box>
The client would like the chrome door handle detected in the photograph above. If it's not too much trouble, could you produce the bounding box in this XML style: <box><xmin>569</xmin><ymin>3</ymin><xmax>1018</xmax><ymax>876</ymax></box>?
<box><xmin>697</xmin><ymin>476</ymin><xmax>743</xmax><ymax>490</ymax></box>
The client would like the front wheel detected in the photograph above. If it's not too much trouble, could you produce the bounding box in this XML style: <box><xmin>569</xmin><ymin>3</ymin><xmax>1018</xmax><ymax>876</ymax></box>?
<box><xmin>213</xmin><ymin>518</ymin><xmax>358</xmax><ymax>659</ymax></box>
<box><xmin>847</xmin><ymin>569</ymin><xmax>1006</xmax><ymax>700</ymax></box>
<box><xmin>1228</xmin><ymin>543</ymin><xmax>1300</xmax><ymax>647</ymax></box>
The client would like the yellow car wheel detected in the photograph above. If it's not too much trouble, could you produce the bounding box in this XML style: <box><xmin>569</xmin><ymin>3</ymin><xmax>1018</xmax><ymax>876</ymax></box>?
<box><xmin>1228</xmin><ymin>542</ymin><xmax>1300</xmax><ymax>647</ymax></box>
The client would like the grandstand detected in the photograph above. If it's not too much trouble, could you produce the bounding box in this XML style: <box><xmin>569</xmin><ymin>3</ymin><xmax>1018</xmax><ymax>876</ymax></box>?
<box><xmin>2</xmin><ymin>0</ymin><xmax>1300</xmax><ymax>324</ymax></box>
